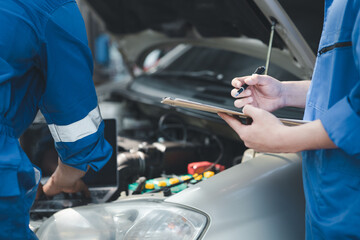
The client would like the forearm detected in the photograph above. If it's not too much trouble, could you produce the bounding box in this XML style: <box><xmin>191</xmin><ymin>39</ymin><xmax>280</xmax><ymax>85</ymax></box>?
<box><xmin>280</xmin><ymin>120</ymin><xmax>337</xmax><ymax>152</ymax></box>
<box><xmin>51</xmin><ymin>159</ymin><xmax>87</xmax><ymax>187</ymax></box>
<box><xmin>219</xmin><ymin>106</ymin><xmax>337</xmax><ymax>153</ymax></box>
<box><xmin>282</xmin><ymin>80</ymin><xmax>311</xmax><ymax>108</ymax></box>
<box><xmin>42</xmin><ymin>159</ymin><xmax>89</xmax><ymax>196</ymax></box>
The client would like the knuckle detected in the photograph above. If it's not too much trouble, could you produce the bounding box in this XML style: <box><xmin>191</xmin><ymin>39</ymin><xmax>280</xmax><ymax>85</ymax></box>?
<box><xmin>250</xmin><ymin>74</ymin><xmax>258</xmax><ymax>82</ymax></box>
<box><xmin>242</xmin><ymin>104</ymin><xmax>250</xmax><ymax>112</ymax></box>
<box><xmin>234</xmin><ymin>99</ymin><xmax>245</xmax><ymax>108</ymax></box>
<box><xmin>231</xmin><ymin>78</ymin><xmax>240</xmax><ymax>87</ymax></box>
<box><xmin>251</xmin><ymin>74</ymin><xmax>264</xmax><ymax>84</ymax></box>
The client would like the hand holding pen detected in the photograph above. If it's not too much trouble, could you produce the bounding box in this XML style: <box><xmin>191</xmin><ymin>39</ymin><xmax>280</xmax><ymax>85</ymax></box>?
<box><xmin>234</xmin><ymin>66</ymin><xmax>266</xmax><ymax>97</ymax></box>
<box><xmin>231</xmin><ymin>66</ymin><xmax>285</xmax><ymax>112</ymax></box>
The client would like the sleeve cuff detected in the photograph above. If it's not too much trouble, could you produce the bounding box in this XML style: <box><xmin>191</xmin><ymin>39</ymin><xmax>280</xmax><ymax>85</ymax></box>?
<box><xmin>320</xmin><ymin>97</ymin><xmax>360</xmax><ymax>157</ymax></box>
<box><xmin>56</xmin><ymin>126</ymin><xmax>113</xmax><ymax>172</ymax></box>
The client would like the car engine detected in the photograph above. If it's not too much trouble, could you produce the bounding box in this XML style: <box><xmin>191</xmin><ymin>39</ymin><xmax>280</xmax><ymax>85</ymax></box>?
<box><xmin>98</xmin><ymin>95</ymin><xmax>247</xmax><ymax>197</ymax></box>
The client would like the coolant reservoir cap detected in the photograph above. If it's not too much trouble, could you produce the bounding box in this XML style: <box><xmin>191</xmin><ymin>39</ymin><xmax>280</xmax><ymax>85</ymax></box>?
<box><xmin>181</xmin><ymin>175</ymin><xmax>191</xmax><ymax>181</ymax></box>
<box><xmin>193</xmin><ymin>173</ymin><xmax>203</xmax><ymax>181</ymax></box>
<box><xmin>169</xmin><ymin>178</ymin><xmax>179</xmax><ymax>185</ymax></box>
<box><xmin>157</xmin><ymin>181</ymin><xmax>167</xmax><ymax>187</ymax></box>
<box><xmin>145</xmin><ymin>183</ymin><xmax>155</xmax><ymax>189</ymax></box>
<box><xmin>204</xmin><ymin>171</ymin><xmax>215</xmax><ymax>178</ymax></box>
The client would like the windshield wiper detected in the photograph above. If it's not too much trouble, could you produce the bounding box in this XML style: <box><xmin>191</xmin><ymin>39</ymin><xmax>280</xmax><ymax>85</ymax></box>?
<box><xmin>150</xmin><ymin>70</ymin><xmax>224</xmax><ymax>82</ymax></box>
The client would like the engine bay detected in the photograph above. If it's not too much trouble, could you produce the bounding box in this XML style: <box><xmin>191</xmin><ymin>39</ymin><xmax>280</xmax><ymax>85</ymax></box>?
<box><xmin>101</xmin><ymin>96</ymin><xmax>247</xmax><ymax>196</ymax></box>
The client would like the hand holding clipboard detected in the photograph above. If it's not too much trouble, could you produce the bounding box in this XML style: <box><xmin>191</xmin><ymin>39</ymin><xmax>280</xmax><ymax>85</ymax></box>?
<box><xmin>161</xmin><ymin>97</ymin><xmax>308</xmax><ymax>126</ymax></box>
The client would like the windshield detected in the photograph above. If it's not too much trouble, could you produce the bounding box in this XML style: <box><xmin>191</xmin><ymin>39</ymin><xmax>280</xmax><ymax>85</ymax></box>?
<box><xmin>127</xmin><ymin>44</ymin><xmax>303</xmax><ymax>121</ymax></box>
<box><xmin>157</xmin><ymin>46</ymin><xmax>300</xmax><ymax>82</ymax></box>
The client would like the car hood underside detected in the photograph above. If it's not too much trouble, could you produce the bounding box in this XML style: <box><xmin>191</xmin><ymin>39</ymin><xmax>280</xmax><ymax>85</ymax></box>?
<box><xmin>85</xmin><ymin>0</ymin><xmax>323</xmax><ymax>78</ymax></box>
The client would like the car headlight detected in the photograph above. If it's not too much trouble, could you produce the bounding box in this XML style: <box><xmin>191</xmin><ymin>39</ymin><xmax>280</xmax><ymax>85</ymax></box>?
<box><xmin>36</xmin><ymin>199</ymin><xmax>208</xmax><ymax>240</ymax></box>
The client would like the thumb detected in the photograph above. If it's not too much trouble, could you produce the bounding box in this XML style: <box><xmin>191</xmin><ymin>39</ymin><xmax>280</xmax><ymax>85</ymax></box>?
<box><xmin>42</xmin><ymin>177</ymin><xmax>62</xmax><ymax>197</ymax></box>
<box><xmin>35</xmin><ymin>182</ymin><xmax>44</xmax><ymax>200</ymax></box>
<box><xmin>218</xmin><ymin>112</ymin><xmax>246</xmax><ymax>135</ymax></box>
<box><xmin>242</xmin><ymin>105</ymin><xmax>263</xmax><ymax>119</ymax></box>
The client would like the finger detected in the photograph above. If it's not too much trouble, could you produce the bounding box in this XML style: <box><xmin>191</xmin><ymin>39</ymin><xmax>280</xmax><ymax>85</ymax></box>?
<box><xmin>234</xmin><ymin>97</ymin><xmax>253</xmax><ymax>108</ymax></box>
<box><xmin>42</xmin><ymin>178</ymin><xmax>62</xmax><ymax>197</ymax></box>
<box><xmin>242</xmin><ymin>105</ymin><xmax>265</xmax><ymax>121</ymax></box>
<box><xmin>64</xmin><ymin>179</ymin><xmax>90</xmax><ymax>198</ymax></box>
<box><xmin>35</xmin><ymin>182</ymin><xmax>44</xmax><ymax>200</ymax></box>
<box><xmin>218</xmin><ymin>113</ymin><xmax>246</xmax><ymax>135</ymax></box>
<box><xmin>77</xmin><ymin>180</ymin><xmax>91</xmax><ymax>198</ymax></box>
<box><xmin>244</xmin><ymin>74</ymin><xmax>269</xmax><ymax>86</ymax></box>
<box><xmin>231</xmin><ymin>88</ymin><xmax>252</xmax><ymax>98</ymax></box>
<box><xmin>83</xmin><ymin>188</ymin><xmax>91</xmax><ymax>199</ymax></box>
<box><xmin>231</xmin><ymin>76</ymin><xmax>251</xmax><ymax>88</ymax></box>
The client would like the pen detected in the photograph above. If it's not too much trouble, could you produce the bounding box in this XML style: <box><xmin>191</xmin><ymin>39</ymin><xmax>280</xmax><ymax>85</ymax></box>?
<box><xmin>234</xmin><ymin>66</ymin><xmax>266</xmax><ymax>97</ymax></box>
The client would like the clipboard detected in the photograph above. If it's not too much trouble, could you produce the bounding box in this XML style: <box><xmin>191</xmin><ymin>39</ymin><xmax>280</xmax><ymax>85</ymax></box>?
<box><xmin>161</xmin><ymin>97</ymin><xmax>308</xmax><ymax>126</ymax></box>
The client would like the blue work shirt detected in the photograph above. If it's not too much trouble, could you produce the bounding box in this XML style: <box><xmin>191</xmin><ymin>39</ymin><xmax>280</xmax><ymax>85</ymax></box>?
<box><xmin>303</xmin><ymin>0</ymin><xmax>360</xmax><ymax>238</ymax></box>
<box><xmin>0</xmin><ymin>0</ymin><xmax>112</xmax><ymax>239</ymax></box>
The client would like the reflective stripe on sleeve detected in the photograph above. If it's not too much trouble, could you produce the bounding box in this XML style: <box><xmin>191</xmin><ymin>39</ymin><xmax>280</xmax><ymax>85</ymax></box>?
<box><xmin>48</xmin><ymin>106</ymin><xmax>102</xmax><ymax>143</ymax></box>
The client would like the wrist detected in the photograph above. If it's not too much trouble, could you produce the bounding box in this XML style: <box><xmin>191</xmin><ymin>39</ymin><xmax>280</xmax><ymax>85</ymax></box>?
<box><xmin>52</xmin><ymin>160</ymin><xmax>87</xmax><ymax>186</ymax></box>
<box><xmin>280</xmin><ymin>81</ymin><xmax>297</xmax><ymax>108</ymax></box>
<box><xmin>281</xmin><ymin>80</ymin><xmax>310</xmax><ymax>108</ymax></box>
<box><xmin>279</xmin><ymin>82</ymin><xmax>288</xmax><ymax>108</ymax></box>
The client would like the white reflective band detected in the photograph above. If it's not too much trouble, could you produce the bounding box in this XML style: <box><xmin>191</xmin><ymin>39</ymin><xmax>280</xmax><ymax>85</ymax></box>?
<box><xmin>48</xmin><ymin>106</ymin><xmax>102</xmax><ymax>143</ymax></box>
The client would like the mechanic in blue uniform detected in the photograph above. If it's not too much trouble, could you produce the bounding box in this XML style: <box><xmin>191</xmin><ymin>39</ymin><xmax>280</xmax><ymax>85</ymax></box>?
<box><xmin>219</xmin><ymin>0</ymin><xmax>360</xmax><ymax>239</ymax></box>
<box><xmin>0</xmin><ymin>0</ymin><xmax>112</xmax><ymax>239</ymax></box>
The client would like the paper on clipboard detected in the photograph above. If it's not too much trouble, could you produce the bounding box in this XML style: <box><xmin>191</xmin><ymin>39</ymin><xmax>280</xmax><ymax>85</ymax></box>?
<box><xmin>161</xmin><ymin>97</ymin><xmax>308</xmax><ymax>126</ymax></box>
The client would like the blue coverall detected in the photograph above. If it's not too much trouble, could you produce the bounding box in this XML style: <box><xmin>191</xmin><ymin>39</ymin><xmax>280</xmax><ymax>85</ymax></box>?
<box><xmin>0</xmin><ymin>0</ymin><xmax>112</xmax><ymax>239</ymax></box>
<box><xmin>303</xmin><ymin>0</ymin><xmax>360</xmax><ymax>238</ymax></box>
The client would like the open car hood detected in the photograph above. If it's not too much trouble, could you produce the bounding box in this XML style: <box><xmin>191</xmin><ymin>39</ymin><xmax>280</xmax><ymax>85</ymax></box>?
<box><xmin>85</xmin><ymin>0</ymin><xmax>323</xmax><ymax>78</ymax></box>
